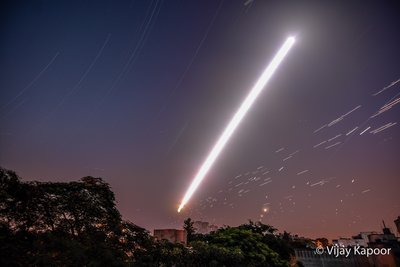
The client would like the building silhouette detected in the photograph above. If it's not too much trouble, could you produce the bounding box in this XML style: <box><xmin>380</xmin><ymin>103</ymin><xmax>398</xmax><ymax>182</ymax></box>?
<box><xmin>296</xmin><ymin>218</ymin><xmax>400</xmax><ymax>267</ymax></box>
<box><xmin>153</xmin><ymin>229</ymin><xmax>187</xmax><ymax>245</ymax></box>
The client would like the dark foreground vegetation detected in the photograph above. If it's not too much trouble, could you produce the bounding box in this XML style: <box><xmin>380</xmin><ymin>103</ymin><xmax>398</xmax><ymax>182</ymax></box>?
<box><xmin>0</xmin><ymin>167</ymin><xmax>304</xmax><ymax>266</ymax></box>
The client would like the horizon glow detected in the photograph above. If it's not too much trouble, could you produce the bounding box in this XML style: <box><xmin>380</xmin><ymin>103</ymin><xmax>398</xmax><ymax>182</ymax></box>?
<box><xmin>177</xmin><ymin>36</ymin><xmax>295</xmax><ymax>212</ymax></box>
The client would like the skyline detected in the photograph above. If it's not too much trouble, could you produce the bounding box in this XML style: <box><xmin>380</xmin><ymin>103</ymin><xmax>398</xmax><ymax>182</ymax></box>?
<box><xmin>0</xmin><ymin>0</ymin><xmax>399</xmax><ymax>240</ymax></box>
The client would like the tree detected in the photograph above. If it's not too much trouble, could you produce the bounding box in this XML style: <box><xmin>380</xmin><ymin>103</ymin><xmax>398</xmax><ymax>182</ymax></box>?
<box><xmin>238</xmin><ymin>221</ymin><xmax>294</xmax><ymax>262</ymax></box>
<box><xmin>0</xmin><ymin>168</ymin><xmax>121</xmax><ymax>236</ymax></box>
<box><xmin>203</xmin><ymin>227</ymin><xmax>290</xmax><ymax>267</ymax></box>
<box><xmin>238</xmin><ymin>220</ymin><xmax>277</xmax><ymax>235</ymax></box>
<box><xmin>190</xmin><ymin>240</ymin><xmax>244</xmax><ymax>267</ymax></box>
<box><xmin>0</xmin><ymin>167</ymin><xmax>152</xmax><ymax>266</ymax></box>
<box><xmin>183</xmin><ymin>217</ymin><xmax>195</xmax><ymax>244</ymax></box>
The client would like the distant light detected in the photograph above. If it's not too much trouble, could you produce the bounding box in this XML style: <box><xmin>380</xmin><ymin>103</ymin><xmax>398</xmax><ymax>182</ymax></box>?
<box><xmin>177</xmin><ymin>36</ymin><xmax>296</xmax><ymax>212</ymax></box>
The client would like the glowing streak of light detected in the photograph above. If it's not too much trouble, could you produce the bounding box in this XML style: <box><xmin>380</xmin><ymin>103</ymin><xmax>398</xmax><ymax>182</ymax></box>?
<box><xmin>234</xmin><ymin>182</ymin><xmax>243</xmax><ymax>187</ymax></box>
<box><xmin>343</xmin><ymin>105</ymin><xmax>361</xmax><ymax>117</ymax></box>
<box><xmin>282</xmin><ymin>155</ymin><xmax>292</xmax><ymax>161</ymax></box>
<box><xmin>328</xmin><ymin>134</ymin><xmax>342</xmax><ymax>142</ymax></box>
<box><xmin>296</xmin><ymin>170</ymin><xmax>308</xmax><ymax>175</ymax></box>
<box><xmin>359</xmin><ymin>126</ymin><xmax>371</xmax><ymax>135</ymax></box>
<box><xmin>372</xmin><ymin>78</ymin><xmax>400</xmax><ymax>96</ymax></box>
<box><xmin>1</xmin><ymin>52</ymin><xmax>60</xmax><ymax>112</ymax></box>
<box><xmin>328</xmin><ymin>117</ymin><xmax>343</xmax><ymax>127</ymax></box>
<box><xmin>370</xmin><ymin>122</ymin><xmax>397</xmax><ymax>134</ymax></box>
<box><xmin>310</xmin><ymin>181</ymin><xmax>324</xmax><ymax>187</ymax></box>
<box><xmin>259</xmin><ymin>180</ymin><xmax>272</xmax><ymax>186</ymax></box>
<box><xmin>177</xmin><ymin>37</ymin><xmax>295</xmax><ymax>212</ymax></box>
<box><xmin>371</xmin><ymin>98</ymin><xmax>400</xmax><ymax>118</ymax></box>
<box><xmin>325</xmin><ymin>141</ymin><xmax>341</xmax><ymax>149</ymax></box>
<box><xmin>314</xmin><ymin>124</ymin><xmax>327</xmax><ymax>133</ymax></box>
<box><xmin>346</xmin><ymin>126</ymin><xmax>358</xmax><ymax>136</ymax></box>
<box><xmin>244</xmin><ymin>0</ymin><xmax>254</xmax><ymax>6</ymax></box>
<box><xmin>382</xmin><ymin>98</ymin><xmax>400</xmax><ymax>109</ymax></box>
<box><xmin>313</xmin><ymin>140</ymin><xmax>326</xmax><ymax>148</ymax></box>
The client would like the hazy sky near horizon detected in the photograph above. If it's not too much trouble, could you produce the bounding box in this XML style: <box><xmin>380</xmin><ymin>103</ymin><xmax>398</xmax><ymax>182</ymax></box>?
<box><xmin>1</xmin><ymin>0</ymin><xmax>399</xmax><ymax>239</ymax></box>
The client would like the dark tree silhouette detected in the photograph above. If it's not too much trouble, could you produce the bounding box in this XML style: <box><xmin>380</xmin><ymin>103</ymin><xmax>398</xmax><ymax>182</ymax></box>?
<box><xmin>0</xmin><ymin>167</ymin><xmax>152</xmax><ymax>266</ymax></box>
<box><xmin>203</xmin><ymin>226</ymin><xmax>290</xmax><ymax>267</ymax></box>
<box><xmin>238</xmin><ymin>220</ymin><xmax>277</xmax><ymax>235</ymax></box>
<box><xmin>183</xmin><ymin>217</ymin><xmax>195</xmax><ymax>243</ymax></box>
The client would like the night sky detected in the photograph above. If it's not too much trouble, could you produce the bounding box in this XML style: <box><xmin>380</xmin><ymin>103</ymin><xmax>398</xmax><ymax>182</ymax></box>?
<box><xmin>1</xmin><ymin>0</ymin><xmax>399</xmax><ymax>240</ymax></box>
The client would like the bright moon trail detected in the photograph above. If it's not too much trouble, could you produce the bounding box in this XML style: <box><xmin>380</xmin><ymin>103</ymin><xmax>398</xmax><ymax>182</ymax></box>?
<box><xmin>177</xmin><ymin>36</ymin><xmax>295</xmax><ymax>212</ymax></box>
